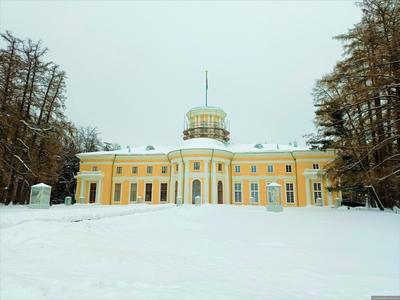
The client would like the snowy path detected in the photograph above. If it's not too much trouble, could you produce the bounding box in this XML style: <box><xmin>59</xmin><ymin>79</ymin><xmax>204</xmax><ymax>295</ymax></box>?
<box><xmin>1</xmin><ymin>205</ymin><xmax>399</xmax><ymax>300</ymax></box>
<box><xmin>0</xmin><ymin>204</ymin><xmax>175</xmax><ymax>229</ymax></box>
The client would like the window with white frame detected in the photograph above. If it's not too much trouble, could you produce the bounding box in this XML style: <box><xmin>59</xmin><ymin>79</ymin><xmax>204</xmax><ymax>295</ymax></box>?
<box><xmin>130</xmin><ymin>183</ymin><xmax>137</xmax><ymax>202</ymax></box>
<box><xmin>251</xmin><ymin>165</ymin><xmax>257</xmax><ymax>173</ymax></box>
<box><xmin>250</xmin><ymin>183</ymin><xmax>259</xmax><ymax>202</ymax></box>
<box><xmin>161</xmin><ymin>166</ymin><xmax>168</xmax><ymax>174</ymax></box>
<box><xmin>313</xmin><ymin>163</ymin><xmax>320</xmax><ymax>170</ymax></box>
<box><xmin>147</xmin><ymin>166</ymin><xmax>153</xmax><ymax>174</ymax></box>
<box><xmin>193</xmin><ymin>162</ymin><xmax>200</xmax><ymax>171</ymax></box>
<box><xmin>313</xmin><ymin>182</ymin><xmax>322</xmax><ymax>203</ymax></box>
<box><xmin>217</xmin><ymin>163</ymin><xmax>223</xmax><ymax>172</ymax></box>
<box><xmin>286</xmin><ymin>183</ymin><xmax>295</xmax><ymax>203</ymax></box>
<box><xmin>286</xmin><ymin>164</ymin><xmax>292</xmax><ymax>173</ymax></box>
<box><xmin>92</xmin><ymin>166</ymin><xmax>98</xmax><ymax>171</ymax></box>
<box><xmin>131</xmin><ymin>166</ymin><xmax>138</xmax><ymax>174</ymax></box>
<box><xmin>267</xmin><ymin>165</ymin><xmax>274</xmax><ymax>173</ymax></box>
<box><xmin>234</xmin><ymin>165</ymin><xmax>240</xmax><ymax>173</ymax></box>
<box><xmin>175</xmin><ymin>164</ymin><xmax>179</xmax><ymax>172</ymax></box>
<box><xmin>114</xmin><ymin>183</ymin><xmax>121</xmax><ymax>202</ymax></box>
<box><xmin>234</xmin><ymin>183</ymin><xmax>242</xmax><ymax>203</ymax></box>
<box><xmin>116</xmin><ymin>166</ymin><xmax>122</xmax><ymax>174</ymax></box>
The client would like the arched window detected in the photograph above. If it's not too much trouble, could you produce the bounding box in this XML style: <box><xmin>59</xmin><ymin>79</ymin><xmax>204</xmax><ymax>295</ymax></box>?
<box><xmin>218</xmin><ymin>181</ymin><xmax>223</xmax><ymax>204</ymax></box>
<box><xmin>192</xmin><ymin>180</ymin><xmax>201</xmax><ymax>204</ymax></box>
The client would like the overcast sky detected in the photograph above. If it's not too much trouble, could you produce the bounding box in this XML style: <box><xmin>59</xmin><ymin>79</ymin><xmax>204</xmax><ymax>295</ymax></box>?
<box><xmin>1</xmin><ymin>1</ymin><xmax>361</xmax><ymax>147</ymax></box>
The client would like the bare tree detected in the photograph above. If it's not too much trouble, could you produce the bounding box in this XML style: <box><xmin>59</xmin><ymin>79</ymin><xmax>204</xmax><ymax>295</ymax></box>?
<box><xmin>308</xmin><ymin>0</ymin><xmax>400</xmax><ymax>209</ymax></box>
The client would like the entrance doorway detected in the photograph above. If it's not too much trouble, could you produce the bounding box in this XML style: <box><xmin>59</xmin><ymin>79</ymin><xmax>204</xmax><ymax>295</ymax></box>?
<box><xmin>89</xmin><ymin>183</ymin><xmax>96</xmax><ymax>203</ymax></box>
<box><xmin>192</xmin><ymin>180</ymin><xmax>201</xmax><ymax>204</ymax></box>
<box><xmin>218</xmin><ymin>181</ymin><xmax>223</xmax><ymax>204</ymax></box>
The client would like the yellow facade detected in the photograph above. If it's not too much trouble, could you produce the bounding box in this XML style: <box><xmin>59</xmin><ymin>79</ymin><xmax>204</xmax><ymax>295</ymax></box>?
<box><xmin>76</xmin><ymin>106</ymin><xmax>340</xmax><ymax>207</ymax></box>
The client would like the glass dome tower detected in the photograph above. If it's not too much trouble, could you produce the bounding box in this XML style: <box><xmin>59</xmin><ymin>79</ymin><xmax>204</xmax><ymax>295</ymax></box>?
<box><xmin>183</xmin><ymin>106</ymin><xmax>230</xmax><ymax>142</ymax></box>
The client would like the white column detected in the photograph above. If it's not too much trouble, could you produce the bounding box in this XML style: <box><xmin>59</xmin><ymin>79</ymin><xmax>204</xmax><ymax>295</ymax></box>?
<box><xmin>326</xmin><ymin>177</ymin><xmax>332</xmax><ymax>206</ymax></box>
<box><xmin>203</xmin><ymin>160</ymin><xmax>209</xmax><ymax>204</ymax></box>
<box><xmin>178</xmin><ymin>161</ymin><xmax>183</xmax><ymax>201</ymax></box>
<box><xmin>211</xmin><ymin>161</ymin><xmax>217</xmax><ymax>204</ymax></box>
<box><xmin>224</xmin><ymin>162</ymin><xmax>230</xmax><ymax>204</ymax></box>
<box><xmin>80</xmin><ymin>179</ymin><xmax>85</xmax><ymax>204</ymax></box>
<box><xmin>305</xmin><ymin>177</ymin><xmax>311</xmax><ymax>206</ymax></box>
<box><xmin>96</xmin><ymin>179</ymin><xmax>102</xmax><ymax>204</ymax></box>
<box><xmin>169</xmin><ymin>173</ymin><xmax>175</xmax><ymax>204</ymax></box>
<box><xmin>184</xmin><ymin>160</ymin><xmax>190</xmax><ymax>204</ymax></box>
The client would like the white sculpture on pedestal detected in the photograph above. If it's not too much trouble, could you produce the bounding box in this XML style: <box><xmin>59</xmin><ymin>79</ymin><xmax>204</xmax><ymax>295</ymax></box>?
<box><xmin>267</xmin><ymin>182</ymin><xmax>283</xmax><ymax>212</ymax></box>
<box><xmin>29</xmin><ymin>183</ymin><xmax>51</xmax><ymax>209</ymax></box>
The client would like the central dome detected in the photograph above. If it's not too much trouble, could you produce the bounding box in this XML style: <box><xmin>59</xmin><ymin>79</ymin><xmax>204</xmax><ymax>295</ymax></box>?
<box><xmin>183</xmin><ymin>106</ymin><xmax>230</xmax><ymax>142</ymax></box>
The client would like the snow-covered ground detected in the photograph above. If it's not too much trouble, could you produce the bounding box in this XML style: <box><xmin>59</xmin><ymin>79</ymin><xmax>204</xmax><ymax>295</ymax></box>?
<box><xmin>1</xmin><ymin>204</ymin><xmax>399</xmax><ymax>300</ymax></box>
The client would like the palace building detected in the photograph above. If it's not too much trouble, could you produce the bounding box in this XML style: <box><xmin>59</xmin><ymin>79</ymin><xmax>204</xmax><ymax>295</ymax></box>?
<box><xmin>75</xmin><ymin>105</ymin><xmax>341</xmax><ymax>206</ymax></box>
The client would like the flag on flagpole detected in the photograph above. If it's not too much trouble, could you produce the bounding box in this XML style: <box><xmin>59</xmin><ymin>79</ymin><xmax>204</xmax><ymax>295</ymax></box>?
<box><xmin>206</xmin><ymin>70</ymin><xmax>208</xmax><ymax>91</ymax></box>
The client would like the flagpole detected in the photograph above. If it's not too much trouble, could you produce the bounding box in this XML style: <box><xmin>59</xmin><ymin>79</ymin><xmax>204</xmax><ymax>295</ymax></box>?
<box><xmin>205</xmin><ymin>70</ymin><xmax>208</xmax><ymax>107</ymax></box>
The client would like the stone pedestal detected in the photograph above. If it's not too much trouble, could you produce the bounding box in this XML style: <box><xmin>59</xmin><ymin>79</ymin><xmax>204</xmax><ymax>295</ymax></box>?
<box><xmin>176</xmin><ymin>196</ymin><xmax>183</xmax><ymax>206</ymax></box>
<box><xmin>65</xmin><ymin>196</ymin><xmax>72</xmax><ymax>206</ymax></box>
<box><xmin>267</xmin><ymin>204</ymin><xmax>283</xmax><ymax>212</ymax></box>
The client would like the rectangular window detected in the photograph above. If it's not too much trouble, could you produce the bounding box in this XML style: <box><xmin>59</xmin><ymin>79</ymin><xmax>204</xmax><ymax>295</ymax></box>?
<box><xmin>92</xmin><ymin>166</ymin><xmax>98</xmax><ymax>171</ymax></box>
<box><xmin>116</xmin><ymin>166</ymin><xmax>122</xmax><ymax>174</ymax></box>
<box><xmin>313</xmin><ymin>182</ymin><xmax>322</xmax><ymax>203</ymax></box>
<box><xmin>234</xmin><ymin>165</ymin><xmax>240</xmax><ymax>173</ymax></box>
<box><xmin>234</xmin><ymin>183</ymin><xmax>242</xmax><ymax>203</ymax></box>
<box><xmin>193</xmin><ymin>162</ymin><xmax>200</xmax><ymax>171</ymax></box>
<box><xmin>175</xmin><ymin>164</ymin><xmax>179</xmax><ymax>172</ymax></box>
<box><xmin>130</xmin><ymin>183</ymin><xmax>137</xmax><ymax>202</ymax></box>
<box><xmin>161</xmin><ymin>166</ymin><xmax>168</xmax><ymax>174</ymax></box>
<box><xmin>160</xmin><ymin>183</ymin><xmax>168</xmax><ymax>202</ymax></box>
<box><xmin>131</xmin><ymin>166</ymin><xmax>138</xmax><ymax>174</ymax></box>
<box><xmin>251</xmin><ymin>165</ymin><xmax>257</xmax><ymax>173</ymax></box>
<box><xmin>313</xmin><ymin>163</ymin><xmax>320</xmax><ymax>170</ymax></box>
<box><xmin>267</xmin><ymin>165</ymin><xmax>274</xmax><ymax>173</ymax></box>
<box><xmin>217</xmin><ymin>163</ymin><xmax>223</xmax><ymax>172</ymax></box>
<box><xmin>250</xmin><ymin>183</ymin><xmax>259</xmax><ymax>203</ymax></box>
<box><xmin>286</xmin><ymin>165</ymin><xmax>292</xmax><ymax>173</ymax></box>
<box><xmin>145</xmin><ymin>183</ymin><xmax>152</xmax><ymax>202</ymax></box>
<box><xmin>114</xmin><ymin>183</ymin><xmax>121</xmax><ymax>202</ymax></box>
<box><xmin>147</xmin><ymin>166</ymin><xmax>153</xmax><ymax>174</ymax></box>
<box><xmin>286</xmin><ymin>183</ymin><xmax>295</xmax><ymax>203</ymax></box>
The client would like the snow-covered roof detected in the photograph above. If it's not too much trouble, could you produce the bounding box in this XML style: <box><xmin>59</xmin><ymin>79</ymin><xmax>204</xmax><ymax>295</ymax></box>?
<box><xmin>228</xmin><ymin>143</ymin><xmax>309</xmax><ymax>153</ymax></box>
<box><xmin>32</xmin><ymin>183</ymin><xmax>51</xmax><ymax>188</ymax></box>
<box><xmin>77</xmin><ymin>138</ymin><xmax>312</xmax><ymax>158</ymax></box>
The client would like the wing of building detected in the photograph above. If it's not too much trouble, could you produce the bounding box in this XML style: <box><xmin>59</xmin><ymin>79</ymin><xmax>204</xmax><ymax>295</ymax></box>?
<box><xmin>76</xmin><ymin>106</ymin><xmax>341</xmax><ymax>206</ymax></box>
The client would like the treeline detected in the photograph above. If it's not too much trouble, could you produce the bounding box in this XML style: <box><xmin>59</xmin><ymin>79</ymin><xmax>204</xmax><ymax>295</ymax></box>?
<box><xmin>309</xmin><ymin>0</ymin><xmax>400</xmax><ymax>209</ymax></box>
<box><xmin>0</xmin><ymin>32</ymin><xmax>119</xmax><ymax>204</ymax></box>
